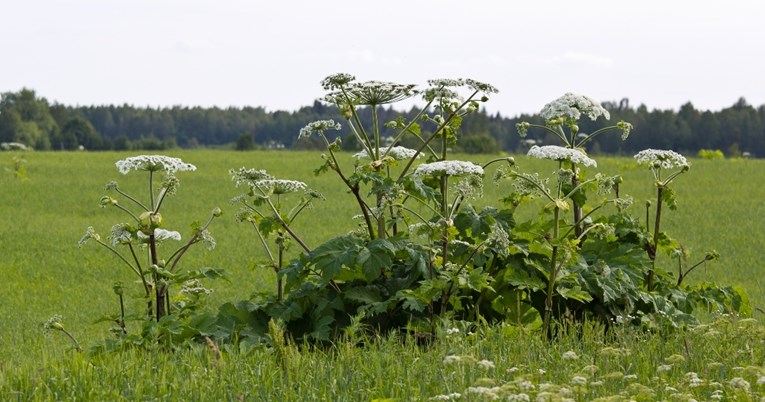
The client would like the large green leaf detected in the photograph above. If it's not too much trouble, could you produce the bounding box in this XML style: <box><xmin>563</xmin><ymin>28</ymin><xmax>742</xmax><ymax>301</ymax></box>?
<box><xmin>311</xmin><ymin>235</ymin><xmax>364</xmax><ymax>280</ymax></box>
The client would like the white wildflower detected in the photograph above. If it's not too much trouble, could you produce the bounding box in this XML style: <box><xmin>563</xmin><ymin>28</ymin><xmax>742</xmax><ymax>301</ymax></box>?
<box><xmin>527</xmin><ymin>145</ymin><xmax>597</xmax><ymax>167</ymax></box>
<box><xmin>430</xmin><ymin>393</ymin><xmax>461</xmax><ymax>401</ymax></box>
<box><xmin>443</xmin><ymin>355</ymin><xmax>462</xmax><ymax>365</ymax></box>
<box><xmin>253</xmin><ymin>179</ymin><xmax>307</xmax><ymax>195</ymax></box>
<box><xmin>327</xmin><ymin>80</ymin><xmax>418</xmax><ymax>106</ymax></box>
<box><xmin>465</xmin><ymin>386</ymin><xmax>501</xmax><ymax>399</ymax></box>
<box><xmin>519</xmin><ymin>380</ymin><xmax>536</xmax><ymax>392</ymax></box>
<box><xmin>427</xmin><ymin>78</ymin><xmax>464</xmax><ymax>87</ymax></box>
<box><xmin>445</xmin><ymin>327</ymin><xmax>460</xmax><ymax>335</ymax></box>
<box><xmin>413</xmin><ymin>160</ymin><xmax>484</xmax><ymax>177</ymax></box>
<box><xmin>657</xmin><ymin>364</ymin><xmax>673</xmax><ymax>372</ymax></box>
<box><xmin>136</xmin><ymin>228</ymin><xmax>182</xmax><ymax>243</ymax></box>
<box><xmin>464</xmin><ymin>78</ymin><xmax>499</xmax><ymax>94</ymax></box>
<box><xmin>299</xmin><ymin>119</ymin><xmax>341</xmax><ymax>139</ymax></box>
<box><xmin>506</xmin><ymin>393</ymin><xmax>530</xmax><ymax>402</ymax></box>
<box><xmin>540</xmin><ymin>93</ymin><xmax>610</xmax><ymax>121</ymax></box>
<box><xmin>571</xmin><ymin>376</ymin><xmax>587</xmax><ymax>386</ymax></box>
<box><xmin>353</xmin><ymin>146</ymin><xmax>422</xmax><ymax>161</ymax></box>
<box><xmin>115</xmin><ymin>155</ymin><xmax>196</xmax><ymax>175</ymax></box>
<box><xmin>198</xmin><ymin>229</ymin><xmax>216</xmax><ymax>250</ymax></box>
<box><xmin>321</xmin><ymin>73</ymin><xmax>356</xmax><ymax>90</ymax></box>
<box><xmin>562</xmin><ymin>350</ymin><xmax>579</xmax><ymax>360</ymax></box>
<box><xmin>729</xmin><ymin>377</ymin><xmax>750</xmax><ymax>391</ymax></box>
<box><xmin>110</xmin><ymin>223</ymin><xmax>134</xmax><ymax>246</ymax></box>
<box><xmin>180</xmin><ymin>279</ymin><xmax>212</xmax><ymax>296</ymax></box>
<box><xmin>634</xmin><ymin>149</ymin><xmax>689</xmax><ymax>170</ymax></box>
<box><xmin>710</xmin><ymin>390</ymin><xmax>724</xmax><ymax>400</ymax></box>
<box><xmin>78</xmin><ymin>226</ymin><xmax>100</xmax><ymax>247</ymax></box>
<box><xmin>229</xmin><ymin>167</ymin><xmax>274</xmax><ymax>187</ymax></box>
<box><xmin>477</xmin><ymin>360</ymin><xmax>495</xmax><ymax>370</ymax></box>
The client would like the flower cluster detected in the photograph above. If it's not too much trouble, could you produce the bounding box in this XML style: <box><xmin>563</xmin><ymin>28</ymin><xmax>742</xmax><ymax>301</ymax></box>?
<box><xmin>326</xmin><ymin>81</ymin><xmax>419</xmax><ymax>106</ymax></box>
<box><xmin>230</xmin><ymin>167</ymin><xmax>274</xmax><ymax>187</ymax></box>
<box><xmin>527</xmin><ymin>145</ymin><xmax>597</xmax><ymax>167</ymax></box>
<box><xmin>540</xmin><ymin>93</ymin><xmax>610</xmax><ymax>122</ymax></box>
<box><xmin>1</xmin><ymin>142</ymin><xmax>32</xmax><ymax>151</ymax></box>
<box><xmin>115</xmin><ymin>155</ymin><xmax>196</xmax><ymax>175</ymax></box>
<box><xmin>252</xmin><ymin>179</ymin><xmax>308</xmax><ymax>195</ymax></box>
<box><xmin>413</xmin><ymin>160</ymin><xmax>484</xmax><ymax>177</ymax></box>
<box><xmin>321</xmin><ymin>73</ymin><xmax>356</xmax><ymax>90</ymax></box>
<box><xmin>298</xmin><ymin>120</ymin><xmax>341</xmax><ymax>139</ymax></box>
<box><xmin>634</xmin><ymin>149</ymin><xmax>690</xmax><ymax>170</ymax></box>
<box><xmin>353</xmin><ymin>146</ymin><xmax>422</xmax><ymax>161</ymax></box>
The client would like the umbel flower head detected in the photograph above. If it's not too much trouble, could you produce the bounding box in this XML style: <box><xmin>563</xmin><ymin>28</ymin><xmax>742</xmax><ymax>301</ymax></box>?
<box><xmin>327</xmin><ymin>81</ymin><xmax>419</xmax><ymax>106</ymax></box>
<box><xmin>541</xmin><ymin>93</ymin><xmax>610</xmax><ymax>122</ymax></box>
<box><xmin>298</xmin><ymin>120</ymin><xmax>341</xmax><ymax>139</ymax></box>
<box><xmin>527</xmin><ymin>145</ymin><xmax>598</xmax><ymax>167</ymax></box>
<box><xmin>229</xmin><ymin>167</ymin><xmax>274</xmax><ymax>187</ymax></box>
<box><xmin>413</xmin><ymin>160</ymin><xmax>484</xmax><ymax>177</ymax></box>
<box><xmin>634</xmin><ymin>149</ymin><xmax>690</xmax><ymax>170</ymax></box>
<box><xmin>115</xmin><ymin>155</ymin><xmax>196</xmax><ymax>175</ymax></box>
<box><xmin>353</xmin><ymin>146</ymin><xmax>422</xmax><ymax>161</ymax></box>
<box><xmin>252</xmin><ymin>179</ymin><xmax>308</xmax><ymax>195</ymax></box>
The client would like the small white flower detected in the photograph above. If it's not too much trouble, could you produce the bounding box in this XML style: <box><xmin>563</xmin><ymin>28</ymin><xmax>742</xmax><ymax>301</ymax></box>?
<box><xmin>519</xmin><ymin>380</ymin><xmax>536</xmax><ymax>391</ymax></box>
<box><xmin>571</xmin><ymin>376</ymin><xmax>587</xmax><ymax>386</ymax></box>
<box><xmin>321</xmin><ymin>73</ymin><xmax>356</xmax><ymax>90</ymax></box>
<box><xmin>757</xmin><ymin>376</ymin><xmax>765</xmax><ymax>385</ymax></box>
<box><xmin>413</xmin><ymin>160</ymin><xmax>484</xmax><ymax>177</ymax></box>
<box><xmin>252</xmin><ymin>179</ymin><xmax>307</xmax><ymax>195</ymax></box>
<box><xmin>506</xmin><ymin>393</ymin><xmax>530</xmax><ymax>402</ymax></box>
<box><xmin>465</xmin><ymin>386</ymin><xmax>501</xmax><ymax>399</ymax></box>
<box><xmin>430</xmin><ymin>393</ymin><xmax>461</xmax><ymax>400</ymax></box>
<box><xmin>78</xmin><ymin>226</ymin><xmax>100</xmax><ymax>247</ymax></box>
<box><xmin>353</xmin><ymin>146</ymin><xmax>422</xmax><ymax>161</ymax></box>
<box><xmin>527</xmin><ymin>145</ymin><xmax>597</xmax><ymax>167</ymax></box>
<box><xmin>657</xmin><ymin>364</ymin><xmax>673</xmax><ymax>372</ymax></box>
<box><xmin>562</xmin><ymin>351</ymin><xmax>579</xmax><ymax>360</ymax></box>
<box><xmin>299</xmin><ymin>120</ymin><xmax>341</xmax><ymax>139</ymax></box>
<box><xmin>115</xmin><ymin>155</ymin><xmax>196</xmax><ymax>175</ymax></box>
<box><xmin>729</xmin><ymin>377</ymin><xmax>750</xmax><ymax>391</ymax></box>
<box><xmin>445</xmin><ymin>327</ymin><xmax>460</xmax><ymax>335</ymax></box>
<box><xmin>230</xmin><ymin>167</ymin><xmax>274</xmax><ymax>187</ymax></box>
<box><xmin>443</xmin><ymin>355</ymin><xmax>461</xmax><ymax>365</ymax></box>
<box><xmin>634</xmin><ymin>149</ymin><xmax>690</xmax><ymax>170</ymax></box>
<box><xmin>540</xmin><ymin>93</ymin><xmax>610</xmax><ymax>121</ymax></box>
<box><xmin>136</xmin><ymin>228</ymin><xmax>182</xmax><ymax>243</ymax></box>
<box><xmin>477</xmin><ymin>360</ymin><xmax>495</xmax><ymax>370</ymax></box>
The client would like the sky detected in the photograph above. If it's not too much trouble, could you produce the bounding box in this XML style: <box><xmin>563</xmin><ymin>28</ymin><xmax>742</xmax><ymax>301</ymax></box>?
<box><xmin>2</xmin><ymin>0</ymin><xmax>764</xmax><ymax>117</ymax></box>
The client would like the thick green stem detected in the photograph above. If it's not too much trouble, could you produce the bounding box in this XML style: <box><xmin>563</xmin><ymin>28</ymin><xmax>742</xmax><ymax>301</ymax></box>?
<box><xmin>542</xmin><ymin>207</ymin><xmax>560</xmax><ymax>336</ymax></box>
<box><xmin>648</xmin><ymin>186</ymin><xmax>663</xmax><ymax>291</ymax></box>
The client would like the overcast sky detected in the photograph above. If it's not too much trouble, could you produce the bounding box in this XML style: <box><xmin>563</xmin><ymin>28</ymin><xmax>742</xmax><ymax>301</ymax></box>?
<box><xmin>2</xmin><ymin>0</ymin><xmax>763</xmax><ymax>116</ymax></box>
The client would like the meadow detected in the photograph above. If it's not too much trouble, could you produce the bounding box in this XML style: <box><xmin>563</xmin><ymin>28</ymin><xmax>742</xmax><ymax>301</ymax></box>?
<box><xmin>1</xmin><ymin>150</ymin><xmax>765</xmax><ymax>401</ymax></box>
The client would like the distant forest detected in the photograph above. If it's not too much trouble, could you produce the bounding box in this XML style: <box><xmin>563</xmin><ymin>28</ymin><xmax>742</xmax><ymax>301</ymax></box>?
<box><xmin>2</xmin><ymin>88</ymin><xmax>764</xmax><ymax>157</ymax></box>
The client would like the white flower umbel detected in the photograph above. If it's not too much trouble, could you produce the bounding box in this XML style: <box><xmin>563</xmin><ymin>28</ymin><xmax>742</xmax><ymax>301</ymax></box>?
<box><xmin>321</xmin><ymin>73</ymin><xmax>356</xmax><ymax>90</ymax></box>
<box><xmin>229</xmin><ymin>167</ymin><xmax>274</xmax><ymax>187</ymax></box>
<box><xmin>341</xmin><ymin>81</ymin><xmax>419</xmax><ymax>106</ymax></box>
<box><xmin>137</xmin><ymin>228</ymin><xmax>182</xmax><ymax>243</ymax></box>
<box><xmin>353</xmin><ymin>146</ymin><xmax>422</xmax><ymax>161</ymax></box>
<box><xmin>115</xmin><ymin>155</ymin><xmax>196</xmax><ymax>175</ymax></box>
<box><xmin>540</xmin><ymin>93</ymin><xmax>610</xmax><ymax>121</ymax></box>
<box><xmin>527</xmin><ymin>145</ymin><xmax>597</xmax><ymax>167</ymax></box>
<box><xmin>299</xmin><ymin>120</ymin><xmax>341</xmax><ymax>139</ymax></box>
<box><xmin>634</xmin><ymin>149</ymin><xmax>690</xmax><ymax>170</ymax></box>
<box><xmin>252</xmin><ymin>179</ymin><xmax>307</xmax><ymax>195</ymax></box>
<box><xmin>413</xmin><ymin>160</ymin><xmax>484</xmax><ymax>177</ymax></box>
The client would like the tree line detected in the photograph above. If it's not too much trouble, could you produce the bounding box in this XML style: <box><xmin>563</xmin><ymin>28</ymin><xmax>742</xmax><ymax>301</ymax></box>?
<box><xmin>2</xmin><ymin>88</ymin><xmax>764</xmax><ymax>157</ymax></box>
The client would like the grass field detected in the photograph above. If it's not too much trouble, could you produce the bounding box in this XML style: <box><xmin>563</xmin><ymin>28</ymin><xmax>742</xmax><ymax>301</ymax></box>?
<box><xmin>1</xmin><ymin>150</ymin><xmax>764</xmax><ymax>400</ymax></box>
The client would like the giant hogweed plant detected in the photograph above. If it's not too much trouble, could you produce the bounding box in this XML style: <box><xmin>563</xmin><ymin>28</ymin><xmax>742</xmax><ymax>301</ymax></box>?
<box><xmin>79</xmin><ymin>155</ymin><xmax>224</xmax><ymax>352</ymax></box>
<box><xmin>214</xmin><ymin>77</ymin><xmax>747</xmax><ymax>348</ymax></box>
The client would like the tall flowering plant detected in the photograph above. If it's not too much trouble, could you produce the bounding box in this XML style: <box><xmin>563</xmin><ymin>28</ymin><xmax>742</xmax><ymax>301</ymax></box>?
<box><xmin>79</xmin><ymin>155</ymin><xmax>221</xmax><ymax>332</ymax></box>
<box><xmin>517</xmin><ymin>93</ymin><xmax>632</xmax><ymax>237</ymax></box>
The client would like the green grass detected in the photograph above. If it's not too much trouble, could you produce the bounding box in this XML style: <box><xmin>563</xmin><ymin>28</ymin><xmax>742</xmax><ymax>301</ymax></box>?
<box><xmin>1</xmin><ymin>150</ymin><xmax>765</xmax><ymax>400</ymax></box>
